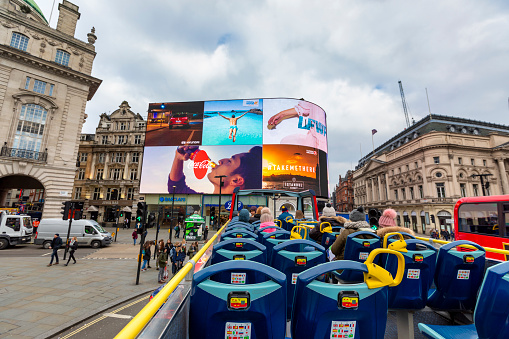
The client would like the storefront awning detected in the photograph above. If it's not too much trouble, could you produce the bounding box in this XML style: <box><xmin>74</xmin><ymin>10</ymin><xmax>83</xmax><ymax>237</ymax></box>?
<box><xmin>122</xmin><ymin>206</ymin><xmax>132</xmax><ymax>212</ymax></box>
<box><xmin>87</xmin><ymin>205</ymin><xmax>99</xmax><ymax>212</ymax></box>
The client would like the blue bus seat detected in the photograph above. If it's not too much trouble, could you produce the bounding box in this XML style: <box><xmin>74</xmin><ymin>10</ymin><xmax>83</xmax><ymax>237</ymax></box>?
<box><xmin>292</xmin><ymin>249</ymin><xmax>405</xmax><ymax>339</ymax></box>
<box><xmin>189</xmin><ymin>260</ymin><xmax>287</xmax><ymax>339</ymax></box>
<box><xmin>419</xmin><ymin>261</ymin><xmax>509</xmax><ymax>339</ymax></box>
<box><xmin>338</xmin><ymin>231</ymin><xmax>381</xmax><ymax>282</ymax></box>
<box><xmin>226</xmin><ymin>221</ymin><xmax>254</xmax><ymax>231</ymax></box>
<box><xmin>271</xmin><ymin>240</ymin><xmax>326</xmax><ymax>318</ymax></box>
<box><xmin>279</xmin><ymin>215</ymin><xmax>295</xmax><ymax>232</ymax></box>
<box><xmin>261</xmin><ymin>230</ymin><xmax>292</xmax><ymax>263</ymax></box>
<box><xmin>426</xmin><ymin>240</ymin><xmax>485</xmax><ymax>311</ymax></box>
<box><xmin>221</xmin><ymin>229</ymin><xmax>258</xmax><ymax>241</ymax></box>
<box><xmin>385</xmin><ymin>239</ymin><xmax>437</xmax><ymax>309</ymax></box>
<box><xmin>321</xmin><ymin>229</ymin><xmax>342</xmax><ymax>250</ymax></box>
<box><xmin>257</xmin><ymin>225</ymin><xmax>285</xmax><ymax>241</ymax></box>
<box><xmin>211</xmin><ymin>238</ymin><xmax>267</xmax><ymax>265</ymax></box>
<box><xmin>252</xmin><ymin>220</ymin><xmax>261</xmax><ymax>226</ymax></box>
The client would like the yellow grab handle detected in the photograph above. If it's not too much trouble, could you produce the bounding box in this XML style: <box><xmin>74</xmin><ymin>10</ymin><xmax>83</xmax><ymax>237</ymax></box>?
<box><xmin>363</xmin><ymin>248</ymin><xmax>405</xmax><ymax>289</ymax></box>
<box><xmin>320</xmin><ymin>222</ymin><xmax>332</xmax><ymax>233</ymax></box>
<box><xmin>274</xmin><ymin>220</ymin><xmax>282</xmax><ymax>228</ymax></box>
<box><xmin>290</xmin><ymin>225</ymin><xmax>307</xmax><ymax>239</ymax></box>
<box><xmin>383</xmin><ymin>232</ymin><xmax>407</xmax><ymax>253</ymax></box>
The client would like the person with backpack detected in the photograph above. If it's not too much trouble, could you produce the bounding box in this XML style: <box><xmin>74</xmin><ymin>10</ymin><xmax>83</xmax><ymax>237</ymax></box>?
<box><xmin>141</xmin><ymin>241</ymin><xmax>151</xmax><ymax>271</ymax></box>
<box><xmin>157</xmin><ymin>243</ymin><xmax>168</xmax><ymax>283</ymax></box>
<box><xmin>64</xmin><ymin>236</ymin><xmax>78</xmax><ymax>266</ymax></box>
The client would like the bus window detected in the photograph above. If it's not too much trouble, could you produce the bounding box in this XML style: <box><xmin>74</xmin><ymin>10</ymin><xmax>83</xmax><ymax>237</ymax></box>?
<box><xmin>504</xmin><ymin>204</ymin><xmax>509</xmax><ymax>237</ymax></box>
<box><xmin>458</xmin><ymin>203</ymin><xmax>499</xmax><ymax>236</ymax></box>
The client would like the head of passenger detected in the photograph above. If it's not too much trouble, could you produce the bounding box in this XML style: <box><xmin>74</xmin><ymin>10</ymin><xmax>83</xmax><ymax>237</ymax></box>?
<box><xmin>231</xmin><ymin>114</ymin><xmax>235</xmax><ymax>118</ymax></box>
<box><xmin>239</xmin><ymin>209</ymin><xmax>250</xmax><ymax>222</ymax></box>
<box><xmin>295</xmin><ymin>210</ymin><xmax>304</xmax><ymax>219</ymax></box>
<box><xmin>322</xmin><ymin>203</ymin><xmax>336</xmax><ymax>217</ymax></box>
<box><xmin>256</xmin><ymin>206</ymin><xmax>263</xmax><ymax>215</ymax></box>
<box><xmin>260</xmin><ymin>207</ymin><xmax>271</xmax><ymax>215</ymax></box>
<box><xmin>378</xmin><ymin>208</ymin><xmax>397</xmax><ymax>228</ymax></box>
<box><xmin>260</xmin><ymin>213</ymin><xmax>274</xmax><ymax>224</ymax></box>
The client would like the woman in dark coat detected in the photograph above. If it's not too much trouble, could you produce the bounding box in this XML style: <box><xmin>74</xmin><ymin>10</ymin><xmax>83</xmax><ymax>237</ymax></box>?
<box><xmin>64</xmin><ymin>236</ymin><xmax>78</xmax><ymax>266</ymax></box>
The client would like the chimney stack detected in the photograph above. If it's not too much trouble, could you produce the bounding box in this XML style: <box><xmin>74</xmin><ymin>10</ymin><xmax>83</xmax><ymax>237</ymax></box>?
<box><xmin>56</xmin><ymin>0</ymin><xmax>80</xmax><ymax>37</ymax></box>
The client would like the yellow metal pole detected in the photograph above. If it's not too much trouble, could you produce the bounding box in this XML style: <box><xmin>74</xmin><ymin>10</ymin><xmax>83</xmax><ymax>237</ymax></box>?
<box><xmin>415</xmin><ymin>236</ymin><xmax>509</xmax><ymax>256</ymax></box>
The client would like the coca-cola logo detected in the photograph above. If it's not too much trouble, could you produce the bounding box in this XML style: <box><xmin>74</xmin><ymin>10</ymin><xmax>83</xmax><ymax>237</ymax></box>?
<box><xmin>191</xmin><ymin>150</ymin><xmax>211</xmax><ymax>179</ymax></box>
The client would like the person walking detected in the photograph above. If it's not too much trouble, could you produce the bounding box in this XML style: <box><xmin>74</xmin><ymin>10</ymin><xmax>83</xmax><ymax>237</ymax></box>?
<box><xmin>187</xmin><ymin>241</ymin><xmax>198</xmax><ymax>259</ymax></box>
<box><xmin>156</xmin><ymin>239</ymin><xmax>165</xmax><ymax>270</ymax></box>
<box><xmin>141</xmin><ymin>242</ymin><xmax>150</xmax><ymax>271</ymax></box>
<box><xmin>157</xmin><ymin>243</ymin><xmax>168</xmax><ymax>283</ymax></box>
<box><xmin>132</xmin><ymin>229</ymin><xmax>138</xmax><ymax>245</ymax></box>
<box><xmin>64</xmin><ymin>236</ymin><xmax>78</xmax><ymax>266</ymax></box>
<box><xmin>47</xmin><ymin>233</ymin><xmax>63</xmax><ymax>266</ymax></box>
<box><xmin>451</xmin><ymin>230</ymin><xmax>455</xmax><ymax>241</ymax></box>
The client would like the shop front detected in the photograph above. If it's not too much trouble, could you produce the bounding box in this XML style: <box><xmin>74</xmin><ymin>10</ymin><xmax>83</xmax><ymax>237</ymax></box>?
<box><xmin>145</xmin><ymin>194</ymin><xmax>202</xmax><ymax>228</ymax></box>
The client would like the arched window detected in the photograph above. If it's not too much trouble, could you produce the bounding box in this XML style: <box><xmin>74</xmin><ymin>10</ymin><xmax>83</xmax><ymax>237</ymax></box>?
<box><xmin>55</xmin><ymin>49</ymin><xmax>70</xmax><ymax>66</ymax></box>
<box><xmin>12</xmin><ymin>104</ymin><xmax>47</xmax><ymax>153</ymax></box>
<box><xmin>10</xmin><ymin>32</ymin><xmax>29</xmax><ymax>51</ymax></box>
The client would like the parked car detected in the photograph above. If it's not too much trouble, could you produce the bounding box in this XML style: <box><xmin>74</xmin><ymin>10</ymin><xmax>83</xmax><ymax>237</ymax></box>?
<box><xmin>168</xmin><ymin>112</ymin><xmax>190</xmax><ymax>129</ymax></box>
<box><xmin>35</xmin><ymin>219</ymin><xmax>112</xmax><ymax>249</ymax></box>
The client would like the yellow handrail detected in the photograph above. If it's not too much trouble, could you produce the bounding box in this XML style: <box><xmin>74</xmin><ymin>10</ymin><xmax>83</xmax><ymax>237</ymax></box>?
<box><xmin>114</xmin><ymin>221</ymin><xmax>229</xmax><ymax>339</ymax></box>
<box><xmin>414</xmin><ymin>236</ymin><xmax>509</xmax><ymax>256</ymax></box>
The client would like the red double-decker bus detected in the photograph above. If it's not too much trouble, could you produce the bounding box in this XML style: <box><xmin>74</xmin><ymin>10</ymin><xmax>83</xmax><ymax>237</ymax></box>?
<box><xmin>454</xmin><ymin>195</ymin><xmax>509</xmax><ymax>262</ymax></box>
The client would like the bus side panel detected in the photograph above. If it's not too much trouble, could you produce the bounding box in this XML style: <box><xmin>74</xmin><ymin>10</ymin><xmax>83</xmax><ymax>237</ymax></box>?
<box><xmin>457</xmin><ymin>232</ymin><xmax>508</xmax><ymax>262</ymax></box>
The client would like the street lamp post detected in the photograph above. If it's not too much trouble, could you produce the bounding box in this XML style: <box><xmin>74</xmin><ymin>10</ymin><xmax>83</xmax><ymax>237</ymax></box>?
<box><xmin>169</xmin><ymin>185</ymin><xmax>176</xmax><ymax>240</ymax></box>
<box><xmin>215</xmin><ymin>175</ymin><xmax>226</xmax><ymax>229</ymax></box>
<box><xmin>471</xmin><ymin>174</ymin><xmax>493</xmax><ymax>196</ymax></box>
<box><xmin>273</xmin><ymin>193</ymin><xmax>281</xmax><ymax>219</ymax></box>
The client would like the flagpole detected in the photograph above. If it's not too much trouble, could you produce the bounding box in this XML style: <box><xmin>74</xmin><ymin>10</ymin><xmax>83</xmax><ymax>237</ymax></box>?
<box><xmin>371</xmin><ymin>133</ymin><xmax>375</xmax><ymax>156</ymax></box>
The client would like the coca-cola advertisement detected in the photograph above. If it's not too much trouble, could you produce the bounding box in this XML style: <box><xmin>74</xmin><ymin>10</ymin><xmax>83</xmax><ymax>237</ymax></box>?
<box><xmin>140</xmin><ymin>145</ymin><xmax>262</xmax><ymax>194</ymax></box>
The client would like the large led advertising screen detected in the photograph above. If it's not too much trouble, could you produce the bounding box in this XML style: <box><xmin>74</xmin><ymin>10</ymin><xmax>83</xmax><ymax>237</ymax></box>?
<box><xmin>140</xmin><ymin>98</ymin><xmax>329</xmax><ymax>196</ymax></box>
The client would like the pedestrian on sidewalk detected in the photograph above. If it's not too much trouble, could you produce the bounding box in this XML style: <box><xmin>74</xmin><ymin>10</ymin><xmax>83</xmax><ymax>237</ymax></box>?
<box><xmin>174</xmin><ymin>223</ymin><xmax>180</xmax><ymax>238</ymax></box>
<box><xmin>147</xmin><ymin>241</ymin><xmax>153</xmax><ymax>268</ymax></box>
<box><xmin>156</xmin><ymin>239</ymin><xmax>165</xmax><ymax>270</ymax></box>
<box><xmin>47</xmin><ymin>233</ymin><xmax>62</xmax><ymax>266</ymax></box>
<box><xmin>132</xmin><ymin>229</ymin><xmax>138</xmax><ymax>245</ymax></box>
<box><xmin>141</xmin><ymin>241</ymin><xmax>150</xmax><ymax>271</ymax></box>
<box><xmin>451</xmin><ymin>230</ymin><xmax>455</xmax><ymax>241</ymax></box>
<box><xmin>64</xmin><ymin>236</ymin><xmax>78</xmax><ymax>266</ymax></box>
<box><xmin>157</xmin><ymin>243</ymin><xmax>168</xmax><ymax>283</ymax></box>
<box><xmin>187</xmin><ymin>241</ymin><xmax>198</xmax><ymax>259</ymax></box>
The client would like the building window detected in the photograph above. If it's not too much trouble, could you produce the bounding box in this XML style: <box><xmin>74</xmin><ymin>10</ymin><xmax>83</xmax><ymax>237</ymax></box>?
<box><xmin>401</xmin><ymin>188</ymin><xmax>406</xmax><ymax>200</ymax></box>
<box><xmin>96</xmin><ymin>168</ymin><xmax>103</xmax><ymax>180</ymax></box>
<box><xmin>55</xmin><ymin>49</ymin><xmax>70</xmax><ymax>66</ymax></box>
<box><xmin>101</xmin><ymin>136</ymin><xmax>108</xmax><ymax>145</ymax></box>
<box><xmin>391</xmin><ymin>170</ymin><xmax>394</xmax><ymax>176</ymax></box>
<box><xmin>74</xmin><ymin>187</ymin><xmax>81</xmax><ymax>200</ymax></box>
<box><xmin>127</xmin><ymin>187</ymin><xmax>134</xmax><ymax>200</ymax></box>
<box><xmin>119</xmin><ymin>122</ymin><xmax>126</xmax><ymax>131</ymax></box>
<box><xmin>80</xmin><ymin>152</ymin><xmax>88</xmax><ymax>162</ymax></box>
<box><xmin>134</xmin><ymin>135</ymin><xmax>142</xmax><ymax>145</ymax></box>
<box><xmin>460</xmin><ymin>183</ymin><xmax>466</xmax><ymax>197</ymax></box>
<box><xmin>77</xmin><ymin>168</ymin><xmax>85</xmax><ymax>180</ymax></box>
<box><xmin>10</xmin><ymin>32</ymin><xmax>29</xmax><ymax>51</ymax></box>
<box><xmin>473</xmin><ymin>184</ymin><xmax>479</xmax><ymax>196</ymax></box>
<box><xmin>394</xmin><ymin>190</ymin><xmax>399</xmax><ymax>200</ymax></box>
<box><xmin>406</xmin><ymin>164</ymin><xmax>409</xmax><ymax>171</ymax></box>
<box><xmin>471</xmin><ymin>158</ymin><xmax>475</xmax><ymax>166</ymax></box>
<box><xmin>98</xmin><ymin>153</ymin><xmax>106</xmax><ymax>163</ymax></box>
<box><xmin>458</xmin><ymin>157</ymin><xmax>462</xmax><ymax>165</ymax></box>
<box><xmin>130</xmin><ymin>169</ymin><xmax>137</xmax><ymax>180</ymax></box>
<box><xmin>409</xmin><ymin>187</ymin><xmax>414</xmax><ymax>200</ymax></box>
<box><xmin>433</xmin><ymin>157</ymin><xmax>440</xmax><ymax>164</ymax></box>
<box><xmin>12</xmin><ymin>104</ymin><xmax>47</xmax><ymax>153</ymax></box>
<box><xmin>110</xmin><ymin>168</ymin><xmax>122</xmax><ymax>180</ymax></box>
<box><xmin>49</xmin><ymin>84</ymin><xmax>54</xmax><ymax>96</ymax></box>
<box><xmin>483</xmin><ymin>160</ymin><xmax>487</xmax><ymax>166</ymax></box>
<box><xmin>436</xmin><ymin>183</ymin><xmax>446</xmax><ymax>198</ymax></box>
<box><xmin>24</xmin><ymin>76</ymin><xmax>31</xmax><ymax>90</ymax></box>
<box><xmin>93</xmin><ymin>187</ymin><xmax>101</xmax><ymax>200</ymax></box>
<box><xmin>117</xmin><ymin>135</ymin><xmax>125</xmax><ymax>144</ymax></box>
<box><xmin>435</xmin><ymin>172</ymin><xmax>442</xmax><ymax>178</ymax></box>
<box><xmin>418</xmin><ymin>185</ymin><xmax>424</xmax><ymax>199</ymax></box>
<box><xmin>131</xmin><ymin>152</ymin><xmax>139</xmax><ymax>163</ymax></box>
<box><xmin>33</xmin><ymin>79</ymin><xmax>47</xmax><ymax>94</ymax></box>
<box><xmin>115</xmin><ymin>152</ymin><xmax>124</xmax><ymax>163</ymax></box>
<box><xmin>414</xmin><ymin>161</ymin><xmax>418</xmax><ymax>169</ymax></box>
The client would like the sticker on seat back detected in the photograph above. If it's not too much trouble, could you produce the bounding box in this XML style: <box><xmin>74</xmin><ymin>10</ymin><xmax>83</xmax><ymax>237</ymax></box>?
<box><xmin>231</xmin><ymin>273</ymin><xmax>246</xmax><ymax>284</ymax></box>
<box><xmin>292</xmin><ymin>273</ymin><xmax>298</xmax><ymax>284</ymax></box>
<box><xmin>457</xmin><ymin>270</ymin><xmax>470</xmax><ymax>280</ymax></box>
<box><xmin>225</xmin><ymin>322</ymin><xmax>251</xmax><ymax>339</ymax></box>
<box><xmin>359</xmin><ymin>252</ymin><xmax>368</xmax><ymax>260</ymax></box>
<box><xmin>407</xmin><ymin>269</ymin><xmax>420</xmax><ymax>279</ymax></box>
<box><xmin>330</xmin><ymin>320</ymin><xmax>356</xmax><ymax>338</ymax></box>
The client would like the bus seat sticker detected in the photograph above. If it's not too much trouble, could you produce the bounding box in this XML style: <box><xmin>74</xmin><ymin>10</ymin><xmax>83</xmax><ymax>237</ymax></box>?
<box><xmin>413</xmin><ymin>254</ymin><xmax>424</xmax><ymax>263</ymax></box>
<box><xmin>325</xmin><ymin>238</ymin><xmax>330</xmax><ymax>245</ymax></box>
<box><xmin>231</xmin><ymin>273</ymin><xmax>246</xmax><ymax>284</ymax></box>
<box><xmin>270</xmin><ymin>235</ymin><xmax>275</xmax><ymax>239</ymax></box>
<box><xmin>292</xmin><ymin>273</ymin><xmax>298</xmax><ymax>284</ymax></box>
<box><xmin>362</xmin><ymin>241</ymin><xmax>370</xmax><ymax>248</ymax></box>
<box><xmin>330</xmin><ymin>320</ymin><xmax>356</xmax><ymax>338</ymax></box>
<box><xmin>225</xmin><ymin>322</ymin><xmax>251</xmax><ymax>339</ymax></box>
<box><xmin>463</xmin><ymin>254</ymin><xmax>474</xmax><ymax>264</ymax></box>
<box><xmin>457</xmin><ymin>270</ymin><xmax>470</xmax><ymax>280</ymax></box>
<box><xmin>233</xmin><ymin>254</ymin><xmax>245</xmax><ymax>261</ymax></box>
<box><xmin>407</xmin><ymin>269</ymin><xmax>420</xmax><ymax>279</ymax></box>
<box><xmin>236</xmin><ymin>234</ymin><xmax>243</xmax><ymax>238</ymax></box>
<box><xmin>235</xmin><ymin>243</ymin><xmax>243</xmax><ymax>248</ymax></box>
<box><xmin>359</xmin><ymin>252</ymin><xmax>368</xmax><ymax>260</ymax></box>
<box><xmin>295</xmin><ymin>256</ymin><xmax>307</xmax><ymax>266</ymax></box>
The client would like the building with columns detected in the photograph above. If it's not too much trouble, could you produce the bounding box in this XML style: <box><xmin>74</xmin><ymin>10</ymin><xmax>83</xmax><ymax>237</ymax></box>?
<box><xmin>353</xmin><ymin>114</ymin><xmax>509</xmax><ymax>234</ymax></box>
<box><xmin>0</xmin><ymin>0</ymin><xmax>101</xmax><ymax>218</ymax></box>
<box><xmin>73</xmin><ymin>101</ymin><xmax>145</xmax><ymax>225</ymax></box>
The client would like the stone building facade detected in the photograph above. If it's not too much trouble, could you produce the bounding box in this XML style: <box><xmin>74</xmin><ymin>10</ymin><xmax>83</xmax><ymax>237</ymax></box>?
<box><xmin>0</xmin><ymin>0</ymin><xmax>101</xmax><ymax>218</ymax></box>
<box><xmin>353</xmin><ymin>114</ymin><xmax>509</xmax><ymax>234</ymax></box>
<box><xmin>73</xmin><ymin>101</ymin><xmax>145</xmax><ymax>225</ymax></box>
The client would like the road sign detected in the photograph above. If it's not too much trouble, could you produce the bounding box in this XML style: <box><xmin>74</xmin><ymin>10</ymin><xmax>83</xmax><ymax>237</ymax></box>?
<box><xmin>225</xmin><ymin>200</ymin><xmax>244</xmax><ymax>211</ymax></box>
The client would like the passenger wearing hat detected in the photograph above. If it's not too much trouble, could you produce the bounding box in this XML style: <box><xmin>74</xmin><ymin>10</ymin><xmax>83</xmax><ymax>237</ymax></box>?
<box><xmin>277</xmin><ymin>206</ymin><xmax>293</xmax><ymax>230</ymax></box>
<box><xmin>330</xmin><ymin>206</ymin><xmax>375</xmax><ymax>261</ymax></box>
<box><xmin>238</xmin><ymin>208</ymin><xmax>250</xmax><ymax>223</ymax></box>
<box><xmin>310</xmin><ymin>203</ymin><xmax>347</xmax><ymax>243</ymax></box>
<box><xmin>376</xmin><ymin>208</ymin><xmax>414</xmax><ymax>240</ymax></box>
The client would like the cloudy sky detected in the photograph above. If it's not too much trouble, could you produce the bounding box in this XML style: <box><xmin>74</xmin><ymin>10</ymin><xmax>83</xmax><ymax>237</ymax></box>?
<box><xmin>37</xmin><ymin>0</ymin><xmax>509</xmax><ymax>192</ymax></box>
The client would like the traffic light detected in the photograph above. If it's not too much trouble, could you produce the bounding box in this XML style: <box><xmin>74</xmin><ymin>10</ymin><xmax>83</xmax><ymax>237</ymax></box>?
<box><xmin>136</xmin><ymin>202</ymin><xmax>147</xmax><ymax>223</ymax></box>
<box><xmin>61</xmin><ymin>201</ymin><xmax>71</xmax><ymax>220</ymax></box>
<box><xmin>147</xmin><ymin>213</ymin><xmax>156</xmax><ymax>228</ymax></box>
<box><xmin>74</xmin><ymin>201</ymin><xmax>84</xmax><ymax>220</ymax></box>
<box><xmin>368</xmin><ymin>208</ymin><xmax>379</xmax><ymax>230</ymax></box>
<box><xmin>430</xmin><ymin>214</ymin><xmax>436</xmax><ymax>224</ymax></box>
<box><xmin>210</xmin><ymin>206</ymin><xmax>216</xmax><ymax>222</ymax></box>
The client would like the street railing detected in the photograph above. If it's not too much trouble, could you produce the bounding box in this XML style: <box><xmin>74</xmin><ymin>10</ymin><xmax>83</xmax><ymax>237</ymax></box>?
<box><xmin>114</xmin><ymin>221</ymin><xmax>229</xmax><ymax>339</ymax></box>
<box><xmin>0</xmin><ymin>146</ymin><xmax>48</xmax><ymax>162</ymax></box>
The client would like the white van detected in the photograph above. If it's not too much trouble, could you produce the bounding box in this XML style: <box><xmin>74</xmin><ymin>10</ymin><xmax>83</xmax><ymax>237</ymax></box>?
<box><xmin>0</xmin><ymin>212</ymin><xmax>32</xmax><ymax>250</ymax></box>
<box><xmin>35</xmin><ymin>219</ymin><xmax>112</xmax><ymax>249</ymax></box>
